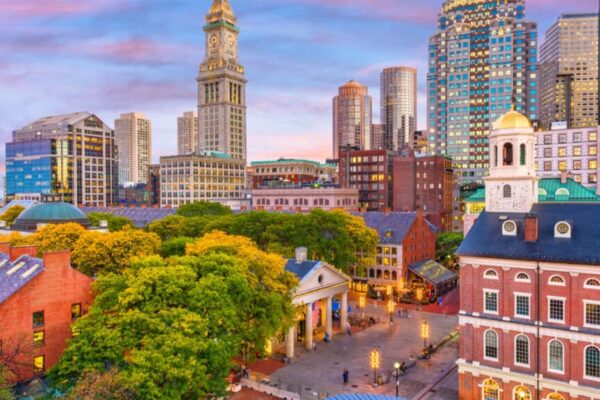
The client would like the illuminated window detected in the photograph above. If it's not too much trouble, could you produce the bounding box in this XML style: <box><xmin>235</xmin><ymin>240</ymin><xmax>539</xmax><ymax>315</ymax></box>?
<box><xmin>33</xmin><ymin>331</ymin><xmax>45</xmax><ymax>347</ymax></box>
<box><xmin>558</xmin><ymin>147</ymin><xmax>567</xmax><ymax>157</ymax></box>
<box><xmin>585</xmin><ymin>302</ymin><xmax>600</xmax><ymax>327</ymax></box>
<box><xmin>589</xmin><ymin>160</ymin><xmax>597</xmax><ymax>170</ymax></box>
<box><xmin>513</xmin><ymin>386</ymin><xmax>531</xmax><ymax>400</ymax></box>
<box><xmin>71</xmin><ymin>304</ymin><xmax>82</xmax><ymax>320</ymax></box>
<box><xmin>558</xmin><ymin>161</ymin><xmax>567</xmax><ymax>171</ymax></box>
<box><xmin>33</xmin><ymin>355</ymin><xmax>45</xmax><ymax>373</ymax></box>
<box><xmin>483</xmin><ymin>379</ymin><xmax>499</xmax><ymax>400</ymax></box>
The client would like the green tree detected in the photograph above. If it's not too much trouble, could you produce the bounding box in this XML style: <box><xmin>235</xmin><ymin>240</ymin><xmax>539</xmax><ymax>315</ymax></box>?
<box><xmin>436</xmin><ymin>232</ymin><xmax>464</xmax><ymax>271</ymax></box>
<box><xmin>0</xmin><ymin>367</ymin><xmax>13</xmax><ymax>400</ymax></box>
<box><xmin>50</xmin><ymin>232</ymin><xmax>296</xmax><ymax>400</ymax></box>
<box><xmin>65</xmin><ymin>369</ymin><xmax>134</xmax><ymax>400</ymax></box>
<box><xmin>87</xmin><ymin>212</ymin><xmax>135</xmax><ymax>232</ymax></box>
<box><xmin>0</xmin><ymin>206</ymin><xmax>25</xmax><ymax>227</ymax></box>
<box><xmin>176</xmin><ymin>201</ymin><xmax>232</xmax><ymax>218</ymax></box>
<box><xmin>159</xmin><ymin>237</ymin><xmax>195</xmax><ymax>257</ymax></box>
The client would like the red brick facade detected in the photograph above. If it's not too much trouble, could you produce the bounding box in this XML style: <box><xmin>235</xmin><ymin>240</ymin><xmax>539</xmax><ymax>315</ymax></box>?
<box><xmin>458</xmin><ymin>260</ymin><xmax>600</xmax><ymax>400</ymax></box>
<box><xmin>0</xmin><ymin>245</ymin><xmax>94</xmax><ymax>383</ymax></box>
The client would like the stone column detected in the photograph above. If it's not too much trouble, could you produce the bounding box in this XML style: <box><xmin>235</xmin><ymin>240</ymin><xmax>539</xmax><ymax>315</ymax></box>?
<box><xmin>341</xmin><ymin>291</ymin><xmax>348</xmax><ymax>334</ymax></box>
<box><xmin>326</xmin><ymin>296</ymin><xmax>333</xmax><ymax>338</ymax></box>
<box><xmin>285</xmin><ymin>325</ymin><xmax>295</xmax><ymax>359</ymax></box>
<box><xmin>305</xmin><ymin>302</ymin><xmax>313</xmax><ymax>350</ymax></box>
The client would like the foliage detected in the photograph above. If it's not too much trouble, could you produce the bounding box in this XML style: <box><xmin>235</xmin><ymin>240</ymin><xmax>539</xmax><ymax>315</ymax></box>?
<box><xmin>0</xmin><ymin>206</ymin><xmax>25</xmax><ymax>227</ymax></box>
<box><xmin>436</xmin><ymin>232</ymin><xmax>464</xmax><ymax>270</ymax></box>
<box><xmin>71</xmin><ymin>227</ymin><xmax>160</xmax><ymax>276</ymax></box>
<box><xmin>65</xmin><ymin>369</ymin><xmax>134</xmax><ymax>400</ymax></box>
<box><xmin>147</xmin><ymin>215</ymin><xmax>211</xmax><ymax>241</ymax></box>
<box><xmin>175</xmin><ymin>201</ymin><xmax>232</xmax><ymax>218</ymax></box>
<box><xmin>50</xmin><ymin>233</ymin><xmax>297</xmax><ymax>400</ymax></box>
<box><xmin>87</xmin><ymin>212</ymin><xmax>135</xmax><ymax>232</ymax></box>
<box><xmin>0</xmin><ymin>367</ymin><xmax>14</xmax><ymax>400</ymax></box>
<box><xmin>159</xmin><ymin>237</ymin><xmax>195</xmax><ymax>258</ymax></box>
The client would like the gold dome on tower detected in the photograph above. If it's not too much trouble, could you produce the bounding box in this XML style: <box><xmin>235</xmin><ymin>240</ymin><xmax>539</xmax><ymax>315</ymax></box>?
<box><xmin>492</xmin><ymin>106</ymin><xmax>533</xmax><ymax>130</ymax></box>
<box><xmin>206</xmin><ymin>0</ymin><xmax>237</xmax><ymax>25</ymax></box>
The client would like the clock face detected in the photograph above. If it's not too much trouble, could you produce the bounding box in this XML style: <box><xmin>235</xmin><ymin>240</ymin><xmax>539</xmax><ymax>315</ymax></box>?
<box><xmin>227</xmin><ymin>35</ymin><xmax>235</xmax><ymax>47</ymax></box>
<box><xmin>209</xmin><ymin>34</ymin><xmax>218</xmax><ymax>47</ymax></box>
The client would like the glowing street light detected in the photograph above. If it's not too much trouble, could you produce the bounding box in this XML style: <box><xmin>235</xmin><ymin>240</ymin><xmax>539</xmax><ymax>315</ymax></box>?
<box><xmin>421</xmin><ymin>318</ymin><xmax>430</xmax><ymax>349</ymax></box>
<box><xmin>359</xmin><ymin>295</ymin><xmax>366</xmax><ymax>317</ymax></box>
<box><xmin>370</xmin><ymin>347</ymin><xmax>380</xmax><ymax>384</ymax></box>
<box><xmin>387</xmin><ymin>300</ymin><xmax>395</xmax><ymax>324</ymax></box>
<box><xmin>394</xmin><ymin>361</ymin><xmax>401</xmax><ymax>397</ymax></box>
<box><xmin>386</xmin><ymin>285</ymin><xmax>393</xmax><ymax>297</ymax></box>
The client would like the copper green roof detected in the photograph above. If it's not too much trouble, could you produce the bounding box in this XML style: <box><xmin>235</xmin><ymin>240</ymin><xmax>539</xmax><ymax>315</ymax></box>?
<box><xmin>465</xmin><ymin>178</ymin><xmax>600</xmax><ymax>203</ymax></box>
<box><xmin>251</xmin><ymin>158</ymin><xmax>335</xmax><ymax>168</ymax></box>
<box><xmin>16</xmin><ymin>202</ymin><xmax>88</xmax><ymax>222</ymax></box>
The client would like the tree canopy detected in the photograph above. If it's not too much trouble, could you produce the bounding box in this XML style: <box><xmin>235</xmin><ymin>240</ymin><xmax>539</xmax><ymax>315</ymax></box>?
<box><xmin>0</xmin><ymin>206</ymin><xmax>25</xmax><ymax>227</ymax></box>
<box><xmin>87</xmin><ymin>212</ymin><xmax>135</xmax><ymax>232</ymax></box>
<box><xmin>0</xmin><ymin>367</ymin><xmax>13</xmax><ymax>400</ymax></box>
<box><xmin>175</xmin><ymin>201</ymin><xmax>233</xmax><ymax>218</ymax></box>
<box><xmin>50</xmin><ymin>232</ymin><xmax>297</xmax><ymax>400</ymax></box>
<box><xmin>436</xmin><ymin>232</ymin><xmax>463</xmax><ymax>271</ymax></box>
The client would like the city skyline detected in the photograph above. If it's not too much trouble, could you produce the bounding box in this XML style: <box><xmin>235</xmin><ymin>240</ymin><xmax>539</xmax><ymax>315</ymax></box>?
<box><xmin>0</xmin><ymin>0</ymin><xmax>598</xmax><ymax>171</ymax></box>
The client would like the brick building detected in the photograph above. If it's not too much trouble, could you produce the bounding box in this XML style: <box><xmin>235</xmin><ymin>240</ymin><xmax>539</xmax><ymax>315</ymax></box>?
<box><xmin>338</xmin><ymin>148</ymin><xmax>395</xmax><ymax>211</ymax></box>
<box><xmin>457</xmin><ymin>110</ymin><xmax>600</xmax><ymax>400</ymax></box>
<box><xmin>248</xmin><ymin>158</ymin><xmax>336</xmax><ymax>189</ymax></box>
<box><xmin>0</xmin><ymin>245</ymin><xmax>94</xmax><ymax>383</ymax></box>
<box><xmin>252</xmin><ymin>186</ymin><xmax>359</xmax><ymax>212</ymax></box>
<box><xmin>392</xmin><ymin>151</ymin><xmax>454</xmax><ymax>231</ymax></box>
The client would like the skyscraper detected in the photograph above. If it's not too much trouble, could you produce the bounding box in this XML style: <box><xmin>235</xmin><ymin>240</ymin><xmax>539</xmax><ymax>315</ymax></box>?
<box><xmin>114</xmin><ymin>112</ymin><xmax>152</xmax><ymax>185</ymax></box>
<box><xmin>539</xmin><ymin>13</ymin><xmax>599</xmax><ymax>130</ymax></box>
<box><xmin>198</xmin><ymin>0</ymin><xmax>246</xmax><ymax>161</ymax></box>
<box><xmin>381</xmin><ymin>67</ymin><xmax>417</xmax><ymax>151</ymax></box>
<box><xmin>427</xmin><ymin>0</ymin><xmax>538</xmax><ymax>185</ymax></box>
<box><xmin>332</xmin><ymin>80</ymin><xmax>372</xmax><ymax>159</ymax></box>
<box><xmin>371</xmin><ymin>123</ymin><xmax>384</xmax><ymax>150</ymax></box>
<box><xmin>177</xmin><ymin>111</ymin><xmax>199</xmax><ymax>155</ymax></box>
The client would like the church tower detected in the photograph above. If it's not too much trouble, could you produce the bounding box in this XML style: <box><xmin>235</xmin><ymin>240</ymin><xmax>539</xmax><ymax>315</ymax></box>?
<box><xmin>198</xmin><ymin>0</ymin><xmax>246</xmax><ymax>161</ymax></box>
<box><xmin>484</xmin><ymin>108</ymin><xmax>538</xmax><ymax>213</ymax></box>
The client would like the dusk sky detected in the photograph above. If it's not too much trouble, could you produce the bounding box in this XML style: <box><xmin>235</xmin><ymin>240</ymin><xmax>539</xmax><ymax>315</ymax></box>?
<box><xmin>1</xmin><ymin>0</ymin><xmax>598</xmax><ymax>167</ymax></box>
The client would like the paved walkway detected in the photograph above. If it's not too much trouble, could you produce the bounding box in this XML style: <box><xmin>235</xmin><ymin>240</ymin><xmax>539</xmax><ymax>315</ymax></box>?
<box><xmin>230</xmin><ymin>388</ymin><xmax>279</xmax><ymax>400</ymax></box>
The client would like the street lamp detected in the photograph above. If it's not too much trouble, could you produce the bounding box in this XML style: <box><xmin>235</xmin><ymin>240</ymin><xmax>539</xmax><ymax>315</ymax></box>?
<box><xmin>370</xmin><ymin>347</ymin><xmax>380</xmax><ymax>384</ymax></box>
<box><xmin>359</xmin><ymin>295</ymin><xmax>366</xmax><ymax>318</ymax></box>
<box><xmin>386</xmin><ymin>285</ymin><xmax>393</xmax><ymax>298</ymax></box>
<box><xmin>394</xmin><ymin>361</ymin><xmax>400</xmax><ymax>397</ymax></box>
<box><xmin>387</xmin><ymin>300</ymin><xmax>395</xmax><ymax>324</ymax></box>
<box><xmin>421</xmin><ymin>318</ymin><xmax>430</xmax><ymax>349</ymax></box>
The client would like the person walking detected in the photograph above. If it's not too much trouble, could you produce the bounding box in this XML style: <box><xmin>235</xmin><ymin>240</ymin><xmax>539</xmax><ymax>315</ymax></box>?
<box><xmin>343</xmin><ymin>369</ymin><xmax>349</xmax><ymax>385</ymax></box>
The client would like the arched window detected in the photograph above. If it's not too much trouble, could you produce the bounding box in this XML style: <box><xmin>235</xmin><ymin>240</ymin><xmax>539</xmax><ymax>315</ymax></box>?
<box><xmin>482</xmin><ymin>379</ymin><xmax>499</xmax><ymax>400</ymax></box>
<box><xmin>503</xmin><ymin>143</ymin><xmax>514</xmax><ymax>166</ymax></box>
<box><xmin>548</xmin><ymin>339</ymin><xmax>564</xmax><ymax>373</ymax></box>
<box><xmin>376</xmin><ymin>270</ymin><xmax>382</xmax><ymax>279</ymax></box>
<box><xmin>513</xmin><ymin>386</ymin><xmax>531</xmax><ymax>400</ymax></box>
<box><xmin>515</xmin><ymin>334</ymin><xmax>530</xmax><ymax>366</ymax></box>
<box><xmin>392</xmin><ymin>271</ymin><xmax>397</xmax><ymax>281</ymax></box>
<box><xmin>485</xmin><ymin>330</ymin><xmax>499</xmax><ymax>360</ymax></box>
<box><xmin>548</xmin><ymin>393</ymin><xmax>565</xmax><ymax>400</ymax></box>
<box><xmin>503</xmin><ymin>184</ymin><xmax>512</xmax><ymax>198</ymax></box>
<box><xmin>383</xmin><ymin>270</ymin><xmax>390</xmax><ymax>280</ymax></box>
<box><xmin>515</xmin><ymin>273</ymin><xmax>530</xmax><ymax>282</ymax></box>
<box><xmin>485</xmin><ymin>269</ymin><xmax>498</xmax><ymax>279</ymax></box>
<box><xmin>520</xmin><ymin>143</ymin><xmax>526</xmax><ymax>166</ymax></box>
<box><xmin>555</xmin><ymin>188</ymin><xmax>570</xmax><ymax>197</ymax></box>
<box><xmin>585</xmin><ymin>345</ymin><xmax>600</xmax><ymax>379</ymax></box>
<box><xmin>585</xmin><ymin>278</ymin><xmax>600</xmax><ymax>288</ymax></box>
<box><xmin>369</xmin><ymin>269</ymin><xmax>375</xmax><ymax>278</ymax></box>
<box><xmin>494</xmin><ymin>145</ymin><xmax>499</xmax><ymax>167</ymax></box>
<box><xmin>549</xmin><ymin>275</ymin><xmax>565</xmax><ymax>286</ymax></box>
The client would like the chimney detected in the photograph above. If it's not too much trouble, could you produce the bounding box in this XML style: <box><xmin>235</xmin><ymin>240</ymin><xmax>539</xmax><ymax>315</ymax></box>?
<box><xmin>560</xmin><ymin>171</ymin><xmax>568</xmax><ymax>184</ymax></box>
<box><xmin>524</xmin><ymin>213</ymin><xmax>538</xmax><ymax>242</ymax></box>
<box><xmin>295</xmin><ymin>247</ymin><xmax>308</xmax><ymax>264</ymax></box>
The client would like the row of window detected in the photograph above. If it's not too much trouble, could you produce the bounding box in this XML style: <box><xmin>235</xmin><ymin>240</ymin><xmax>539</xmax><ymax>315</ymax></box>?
<box><xmin>484</xmin><ymin>269</ymin><xmax>600</xmax><ymax>288</ymax></box>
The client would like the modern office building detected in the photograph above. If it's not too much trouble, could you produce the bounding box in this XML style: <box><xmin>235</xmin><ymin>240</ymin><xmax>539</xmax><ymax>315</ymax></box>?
<box><xmin>457</xmin><ymin>109</ymin><xmax>600</xmax><ymax>400</ymax></box>
<box><xmin>177</xmin><ymin>111</ymin><xmax>199</xmax><ymax>155</ymax></box>
<box><xmin>539</xmin><ymin>14</ymin><xmax>599</xmax><ymax>130</ymax></box>
<box><xmin>381</xmin><ymin>67</ymin><xmax>417</xmax><ymax>151</ymax></box>
<box><xmin>147</xmin><ymin>164</ymin><xmax>161</xmax><ymax>206</ymax></box>
<box><xmin>114</xmin><ymin>112</ymin><xmax>152</xmax><ymax>185</ymax></box>
<box><xmin>371</xmin><ymin>123</ymin><xmax>385</xmax><ymax>151</ymax></box>
<box><xmin>6</xmin><ymin>112</ymin><xmax>118</xmax><ymax>207</ymax></box>
<box><xmin>392</xmin><ymin>151</ymin><xmax>454</xmax><ymax>231</ymax></box>
<box><xmin>332</xmin><ymin>80</ymin><xmax>373</xmax><ymax>159</ymax></box>
<box><xmin>252</xmin><ymin>186</ymin><xmax>359</xmax><ymax>213</ymax></box>
<box><xmin>248</xmin><ymin>158</ymin><xmax>337</xmax><ymax>189</ymax></box>
<box><xmin>159</xmin><ymin>151</ymin><xmax>246</xmax><ymax>208</ymax></box>
<box><xmin>198</xmin><ymin>0</ymin><xmax>247</xmax><ymax>161</ymax></box>
<box><xmin>535</xmin><ymin>126</ymin><xmax>599</xmax><ymax>190</ymax></box>
<box><xmin>427</xmin><ymin>0</ymin><xmax>538</xmax><ymax>186</ymax></box>
<box><xmin>338</xmin><ymin>149</ymin><xmax>394</xmax><ymax>211</ymax></box>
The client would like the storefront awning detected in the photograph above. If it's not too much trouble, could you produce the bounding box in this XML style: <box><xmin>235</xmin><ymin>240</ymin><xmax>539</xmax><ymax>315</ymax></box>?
<box><xmin>408</xmin><ymin>259</ymin><xmax>457</xmax><ymax>286</ymax></box>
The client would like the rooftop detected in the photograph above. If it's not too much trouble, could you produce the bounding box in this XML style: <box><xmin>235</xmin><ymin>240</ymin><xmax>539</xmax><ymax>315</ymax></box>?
<box><xmin>353</xmin><ymin>212</ymin><xmax>438</xmax><ymax>245</ymax></box>
<box><xmin>251</xmin><ymin>158</ymin><xmax>335</xmax><ymax>168</ymax></box>
<box><xmin>284</xmin><ymin>259</ymin><xmax>321</xmax><ymax>281</ymax></box>
<box><xmin>20</xmin><ymin>112</ymin><xmax>92</xmax><ymax>130</ymax></box>
<box><xmin>81</xmin><ymin>207</ymin><xmax>176</xmax><ymax>228</ymax></box>
<box><xmin>0</xmin><ymin>254</ymin><xmax>45</xmax><ymax>305</ymax></box>
<box><xmin>492</xmin><ymin>108</ymin><xmax>532</xmax><ymax>131</ymax></box>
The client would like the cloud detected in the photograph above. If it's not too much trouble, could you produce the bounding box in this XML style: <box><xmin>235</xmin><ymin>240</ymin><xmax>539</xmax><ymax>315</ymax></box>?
<box><xmin>1</xmin><ymin>0</ymin><xmax>125</xmax><ymax>18</ymax></box>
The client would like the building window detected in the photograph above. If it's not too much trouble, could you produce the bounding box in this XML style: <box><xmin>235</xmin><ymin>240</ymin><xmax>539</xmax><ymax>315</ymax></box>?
<box><xmin>503</xmin><ymin>143</ymin><xmax>514</xmax><ymax>166</ymax></box>
<box><xmin>519</xmin><ymin>144</ymin><xmax>526</xmax><ymax>166</ymax></box>
<box><xmin>589</xmin><ymin>160</ymin><xmax>598</xmax><ymax>170</ymax></box>
<box><xmin>33</xmin><ymin>311</ymin><xmax>44</xmax><ymax>328</ymax></box>
<box><xmin>573</xmin><ymin>146</ymin><xmax>582</xmax><ymax>156</ymax></box>
<box><xmin>71</xmin><ymin>304</ymin><xmax>82</xmax><ymax>320</ymax></box>
<box><xmin>543</xmin><ymin>161</ymin><xmax>552</xmax><ymax>171</ymax></box>
<box><xmin>515</xmin><ymin>273</ymin><xmax>530</xmax><ymax>283</ymax></box>
<box><xmin>515</xmin><ymin>335</ymin><xmax>529</xmax><ymax>366</ymax></box>
<box><xmin>590</xmin><ymin>132</ymin><xmax>597</xmax><ymax>142</ymax></box>
<box><xmin>585</xmin><ymin>301</ymin><xmax>600</xmax><ymax>327</ymax></box>
<box><xmin>548</xmin><ymin>275</ymin><xmax>565</xmax><ymax>286</ymax></box>
<box><xmin>585</xmin><ymin>278</ymin><xmax>600</xmax><ymax>289</ymax></box>
<box><xmin>484</xmin><ymin>330</ymin><xmax>499</xmax><ymax>360</ymax></box>
<box><xmin>558</xmin><ymin>134</ymin><xmax>567</xmax><ymax>144</ymax></box>
<box><xmin>585</xmin><ymin>345</ymin><xmax>600</xmax><ymax>379</ymax></box>
<box><xmin>503</xmin><ymin>184</ymin><xmax>512</xmax><ymax>198</ymax></box>
<box><xmin>558</xmin><ymin>147</ymin><xmax>567</xmax><ymax>157</ymax></box>
<box><xmin>515</xmin><ymin>294</ymin><xmax>530</xmax><ymax>318</ymax></box>
<box><xmin>558</xmin><ymin>161</ymin><xmax>567</xmax><ymax>172</ymax></box>
<box><xmin>548</xmin><ymin>339</ymin><xmax>564</xmax><ymax>373</ymax></box>
<box><xmin>484</xmin><ymin>290</ymin><xmax>499</xmax><ymax>314</ymax></box>
<box><xmin>543</xmin><ymin>147</ymin><xmax>552</xmax><ymax>157</ymax></box>
<box><xmin>590</xmin><ymin>146</ymin><xmax>597</xmax><ymax>156</ymax></box>
<box><xmin>548</xmin><ymin>394</ymin><xmax>565</xmax><ymax>400</ymax></box>
<box><xmin>549</xmin><ymin>298</ymin><xmax>565</xmax><ymax>323</ymax></box>
<box><xmin>483</xmin><ymin>379</ymin><xmax>499</xmax><ymax>400</ymax></box>
<box><xmin>484</xmin><ymin>269</ymin><xmax>498</xmax><ymax>280</ymax></box>
<box><xmin>513</xmin><ymin>386</ymin><xmax>531</xmax><ymax>400</ymax></box>
<box><xmin>33</xmin><ymin>331</ymin><xmax>45</xmax><ymax>347</ymax></box>
<box><xmin>33</xmin><ymin>355</ymin><xmax>45</xmax><ymax>374</ymax></box>
<box><xmin>544</xmin><ymin>135</ymin><xmax>552</xmax><ymax>145</ymax></box>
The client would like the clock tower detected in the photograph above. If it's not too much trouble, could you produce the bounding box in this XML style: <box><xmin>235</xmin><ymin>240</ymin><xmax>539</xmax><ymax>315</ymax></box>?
<box><xmin>198</xmin><ymin>0</ymin><xmax>246</xmax><ymax>161</ymax></box>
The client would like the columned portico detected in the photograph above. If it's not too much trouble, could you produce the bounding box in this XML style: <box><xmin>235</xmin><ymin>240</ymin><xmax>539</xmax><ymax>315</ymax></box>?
<box><xmin>286</xmin><ymin>326</ymin><xmax>295</xmax><ymax>359</ymax></box>
<box><xmin>305</xmin><ymin>302</ymin><xmax>313</xmax><ymax>350</ymax></box>
<box><xmin>341</xmin><ymin>291</ymin><xmax>348</xmax><ymax>330</ymax></box>
<box><xmin>325</xmin><ymin>296</ymin><xmax>333</xmax><ymax>338</ymax></box>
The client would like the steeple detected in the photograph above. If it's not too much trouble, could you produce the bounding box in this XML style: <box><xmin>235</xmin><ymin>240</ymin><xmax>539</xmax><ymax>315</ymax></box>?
<box><xmin>206</xmin><ymin>0</ymin><xmax>237</xmax><ymax>26</ymax></box>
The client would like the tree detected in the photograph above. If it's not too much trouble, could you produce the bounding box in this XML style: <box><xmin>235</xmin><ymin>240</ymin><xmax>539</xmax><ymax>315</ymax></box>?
<box><xmin>87</xmin><ymin>212</ymin><xmax>134</xmax><ymax>232</ymax></box>
<box><xmin>50</xmin><ymin>232</ymin><xmax>297</xmax><ymax>399</ymax></box>
<box><xmin>175</xmin><ymin>201</ymin><xmax>232</xmax><ymax>218</ymax></box>
<box><xmin>0</xmin><ymin>206</ymin><xmax>25</xmax><ymax>227</ymax></box>
<box><xmin>0</xmin><ymin>367</ymin><xmax>13</xmax><ymax>400</ymax></box>
<box><xmin>29</xmin><ymin>223</ymin><xmax>87</xmax><ymax>255</ymax></box>
<box><xmin>436</xmin><ymin>232</ymin><xmax>464</xmax><ymax>271</ymax></box>
<box><xmin>65</xmin><ymin>369</ymin><xmax>134</xmax><ymax>400</ymax></box>
<box><xmin>159</xmin><ymin>237</ymin><xmax>195</xmax><ymax>258</ymax></box>
<box><xmin>71</xmin><ymin>227</ymin><xmax>161</xmax><ymax>276</ymax></box>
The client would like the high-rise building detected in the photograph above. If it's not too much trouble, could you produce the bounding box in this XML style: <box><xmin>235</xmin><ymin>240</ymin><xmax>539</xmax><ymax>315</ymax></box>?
<box><xmin>177</xmin><ymin>111</ymin><xmax>199</xmax><ymax>155</ymax></box>
<box><xmin>427</xmin><ymin>0</ymin><xmax>538</xmax><ymax>186</ymax></box>
<box><xmin>332</xmin><ymin>80</ymin><xmax>372</xmax><ymax>159</ymax></box>
<box><xmin>6</xmin><ymin>112</ymin><xmax>118</xmax><ymax>207</ymax></box>
<box><xmin>198</xmin><ymin>0</ymin><xmax>246</xmax><ymax>161</ymax></box>
<box><xmin>114</xmin><ymin>112</ymin><xmax>152</xmax><ymax>185</ymax></box>
<box><xmin>539</xmin><ymin>14</ymin><xmax>599</xmax><ymax>130</ymax></box>
<box><xmin>381</xmin><ymin>67</ymin><xmax>417</xmax><ymax>151</ymax></box>
<box><xmin>371</xmin><ymin>123</ymin><xmax>385</xmax><ymax>150</ymax></box>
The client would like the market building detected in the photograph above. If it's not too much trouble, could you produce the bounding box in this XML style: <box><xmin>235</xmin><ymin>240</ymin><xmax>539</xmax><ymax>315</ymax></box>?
<box><xmin>248</xmin><ymin>159</ymin><xmax>336</xmax><ymax>189</ymax></box>
<box><xmin>252</xmin><ymin>186</ymin><xmax>359</xmax><ymax>212</ymax></box>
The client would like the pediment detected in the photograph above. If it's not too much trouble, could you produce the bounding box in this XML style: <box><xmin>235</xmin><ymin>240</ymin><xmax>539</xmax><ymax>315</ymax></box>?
<box><xmin>294</xmin><ymin>262</ymin><xmax>350</xmax><ymax>297</ymax></box>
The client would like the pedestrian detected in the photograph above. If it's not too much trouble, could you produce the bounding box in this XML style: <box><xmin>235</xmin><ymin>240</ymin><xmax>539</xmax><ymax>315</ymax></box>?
<box><xmin>343</xmin><ymin>369</ymin><xmax>349</xmax><ymax>385</ymax></box>
<box><xmin>313</xmin><ymin>342</ymin><xmax>317</xmax><ymax>352</ymax></box>
<box><xmin>346</xmin><ymin>322</ymin><xmax>352</xmax><ymax>336</ymax></box>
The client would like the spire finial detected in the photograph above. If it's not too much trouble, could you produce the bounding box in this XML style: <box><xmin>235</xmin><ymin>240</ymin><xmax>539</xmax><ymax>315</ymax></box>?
<box><xmin>206</xmin><ymin>0</ymin><xmax>236</xmax><ymax>25</ymax></box>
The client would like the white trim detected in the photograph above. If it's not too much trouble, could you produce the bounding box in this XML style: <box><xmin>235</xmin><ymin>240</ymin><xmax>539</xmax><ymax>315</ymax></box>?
<box><xmin>514</xmin><ymin>334</ymin><xmax>530</xmax><ymax>368</ymax></box>
<box><xmin>548</xmin><ymin>275</ymin><xmax>566</xmax><ymax>286</ymax></box>
<box><xmin>503</xmin><ymin>220</ymin><xmax>518</xmax><ymax>236</ymax></box>
<box><xmin>484</xmin><ymin>329</ymin><xmax>500</xmax><ymax>362</ymax></box>
<box><xmin>583</xmin><ymin>300</ymin><xmax>600</xmax><ymax>329</ymax></box>
<box><xmin>583</xmin><ymin>344</ymin><xmax>600</xmax><ymax>382</ymax></box>
<box><xmin>484</xmin><ymin>289</ymin><xmax>500</xmax><ymax>315</ymax></box>
<box><xmin>460</xmin><ymin>256</ymin><xmax>600</xmax><ymax>276</ymax></box>
<box><xmin>547</xmin><ymin>339</ymin><xmax>565</xmax><ymax>375</ymax></box>
<box><xmin>584</xmin><ymin>278</ymin><xmax>600</xmax><ymax>290</ymax></box>
<box><xmin>515</xmin><ymin>272</ymin><xmax>531</xmax><ymax>283</ymax></box>
<box><xmin>484</xmin><ymin>269</ymin><xmax>499</xmax><ymax>280</ymax></box>
<box><xmin>547</xmin><ymin>297</ymin><xmax>566</xmax><ymax>324</ymax></box>
<box><xmin>514</xmin><ymin>292</ymin><xmax>531</xmax><ymax>319</ymax></box>
<box><xmin>554</xmin><ymin>221</ymin><xmax>572</xmax><ymax>239</ymax></box>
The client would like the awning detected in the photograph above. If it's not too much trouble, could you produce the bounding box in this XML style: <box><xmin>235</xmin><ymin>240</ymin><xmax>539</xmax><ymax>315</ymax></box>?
<box><xmin>408</xmin><ymin>259</ymin><xmax>457</xmax><ymax>286</ymax></box>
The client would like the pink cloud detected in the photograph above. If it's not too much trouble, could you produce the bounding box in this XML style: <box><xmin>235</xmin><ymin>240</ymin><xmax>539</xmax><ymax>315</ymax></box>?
<box><xmin>2</xmin><ymin>0</ymin><xmax>123</xmax><ymax>17</ymax></box>
<box><xmin>80</xmin><ymin>38</ymin><xmax>195</xmax><ymax>65</ymax></box>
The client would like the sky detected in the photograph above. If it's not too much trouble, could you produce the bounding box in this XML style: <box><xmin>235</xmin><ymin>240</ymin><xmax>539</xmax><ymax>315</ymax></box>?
<box><xmin>0</xmin><ymin>0</ymin><xmax>598</xmax><ymax>168</ymax></box>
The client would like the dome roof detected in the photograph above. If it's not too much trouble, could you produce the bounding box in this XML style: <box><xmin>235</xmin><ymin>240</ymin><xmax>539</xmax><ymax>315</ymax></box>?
<box><xmin>492</xmin><ymin>107</ymin><xmax>532</xmax><ymax>130</ymax></box>
<box><xmin>13</xmin><ymin>202</ymin><xmax>90</xmax><ymax>231</ymax></box>
<box><xmin>342</xmin><ymin>80</ymin><xmax>365</xmax><ymax>88</ymax></box>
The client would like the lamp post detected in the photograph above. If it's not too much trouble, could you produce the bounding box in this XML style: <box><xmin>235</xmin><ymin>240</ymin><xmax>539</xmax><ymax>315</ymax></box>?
<box><xmin>387</xmin><ymin>299</ymin><xmax>395</xmax><ymax>325</ymax></box>
<box><xmin>394</xmin><ymin>361</ymin><xmax>400</xmax><ymax>397</ymax></box>
<box><xmin>359</xmin><ymin>294</ymin><xmax>366</xmax><ymax>318</ymax></box>
<box><xmin>421</xmin><ymin>318</ymin><xmax>430</xmax><ymax>349</ymax></box>
<box><xmin>370</xmin><ymin>347</ymin><xmax>380</xmax><ymax>384</ymax></box>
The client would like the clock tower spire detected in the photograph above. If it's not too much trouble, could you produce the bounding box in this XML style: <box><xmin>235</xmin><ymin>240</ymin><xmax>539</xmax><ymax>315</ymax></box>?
<box><xmin>198</xmin><ymin>0</ymin><xmax>246</xmax><ymax>161</ymax></box>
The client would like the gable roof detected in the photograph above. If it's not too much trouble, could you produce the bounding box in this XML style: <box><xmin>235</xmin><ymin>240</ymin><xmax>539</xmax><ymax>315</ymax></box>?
<box><xmin>409</xmin><ymin>259</ymin><xmax>457</xmax><ymax>285</ymax></box>
<box><xmin>457</xmin><ymin>203</ymin><xmax>600</xmax><ymax>265</ymax></box>
<box><xmin>284</xmin><ymin>259</ymin><xmax>321</xmax><ymax>281</ymax></box>
<box><xmin>0</xmin><ymin>254</ymin><xmax>45</xmax><ymax>305</ymax></box>
<box><xmin>354</xmin><ymin>212</ymin><xmax>437</xmax><ymax>245</ymax></box>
